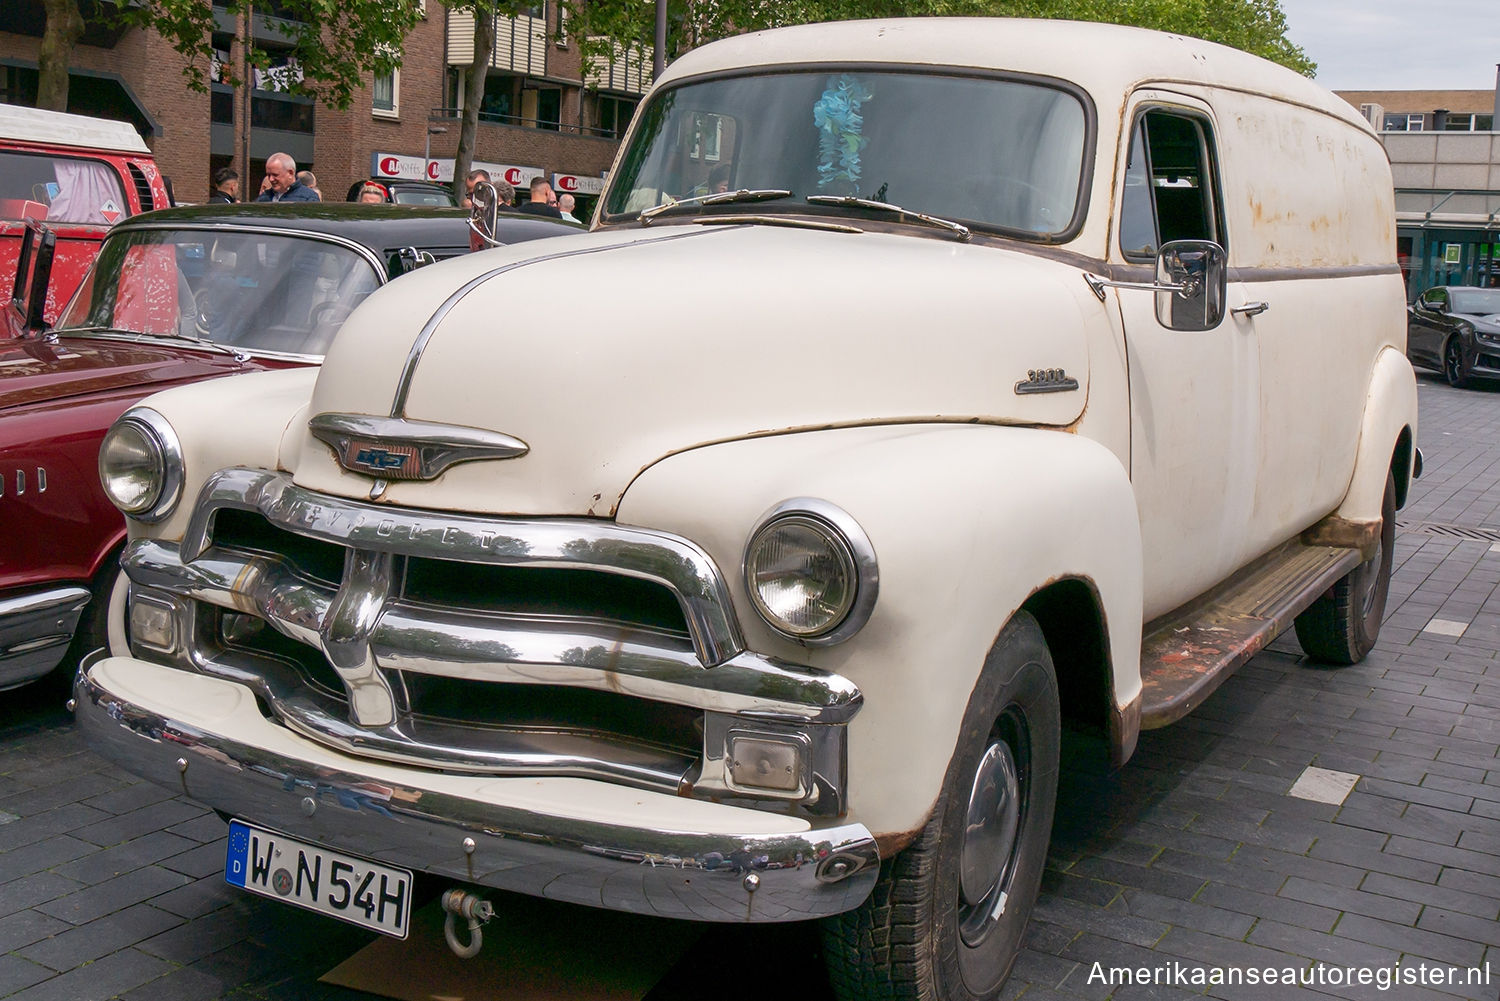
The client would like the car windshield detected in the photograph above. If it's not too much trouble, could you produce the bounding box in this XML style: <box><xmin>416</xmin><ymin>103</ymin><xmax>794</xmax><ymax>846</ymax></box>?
<box><xmin>1448</xmin><ymin>288</ymin><xmax>1500</xmax><ymax>315</ymax></box>
<box><xmin>604</xmin><ymin>69</ymin><xmax>1088</xmax><ymax>237</ymax></box>
<box><xmin>55</xmin><ymin>228</ymin><xmax>382</xmax><ymax>357</ymax></box>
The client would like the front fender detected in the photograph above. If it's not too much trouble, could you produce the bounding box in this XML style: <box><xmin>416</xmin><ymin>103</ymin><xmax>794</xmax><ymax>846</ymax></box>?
<box><xmin>616</xmin><ymin>423</ymin><xmax>1143</xmax><ymax>843</ymax></box>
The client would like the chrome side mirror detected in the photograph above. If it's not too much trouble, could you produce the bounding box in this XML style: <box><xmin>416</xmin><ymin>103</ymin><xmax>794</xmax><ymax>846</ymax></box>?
<box><xmin>468</xmin><ymin>181</ymin><xmax>502</xmax><ymax>251</ymax></box>
<box><xmin>1155</xmin><ymin>240</ymin><xmax>1226</xmax><ymax>331</ymax></box>
<box><xmin>388</xmin><ymin>247</ymin><xmax>437</xmax><ymax>279</ymax></box>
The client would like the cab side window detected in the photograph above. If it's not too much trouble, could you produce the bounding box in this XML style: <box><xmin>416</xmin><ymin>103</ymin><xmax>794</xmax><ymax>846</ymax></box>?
<box><xmin>1119</xmin><ymin>110</ymin><xmax>1224</xmax><ymax>260</ymax></box>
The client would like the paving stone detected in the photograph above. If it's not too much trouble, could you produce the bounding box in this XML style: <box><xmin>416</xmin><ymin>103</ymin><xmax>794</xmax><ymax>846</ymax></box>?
<box><xmin>165</xmin><ymin>812</ymin><xmax>230</xmax><ymax>844</ymax></box>
<box><xmin>17</xmin><ymin>902</ymin><xmax>184</xmax><ymax>972</ymax></box>
<box><xmin>34</xmin><ymin>865</ymin><xmax>193</xmax><ymax>925</ymax></box>
<box><xmin>0</xmin><ymin>873</ymin><xmax>85</xmax><ymax>921</ymax></box>
<box><xmin>1360</xmin><ymin>871</ymin><xmax>1500</xmax><ymax>918</ymax></box>
<box><xmin>0</xmin><ymin>955</ymin><xmax>52</xmax><ymax>996</ymax></box>
<box><xmin>1193</xmin><ymin>882</ymin><xmax>1340</xmax><ymax>933</ymax></box>
<box><xmin>1277</xmin><ymin>876</ymin><xmax>1423</xmax><ymax>924</ymax></box>
<box><xmin>1116</xmin><ymin>888</ymin><xmax>1255</xmax><ymax>940</ymax></box>
<box><xmin>116</xmin><ymin>966</ymin><xmax>229</xmax><ymax>1001</ymax></box>
<box><xmin>3</xmin><ymin>948</ymin><xmax>172</xmax><ymax>1001</ymax></box>
<box><xmin>52</xmin><ymin>830</ymin><xmax>200</xmax><ymax>884</ymax></box>
<box><xmin>0</xmin><ymin>908</ymin><xmax>71</xmax><ymax>953</ymax></box>
<box><xmin>1247</xmin><ymin>917</ymin><xmax>1402</xmax><ymax>970</ymax></box>
<box><xmin>70</xmin><ymin>800</ymin><xmax>209</xmax><ymax>848</ymax></box>
<box><xmin>0</xmin><ymin>834</ymin><xmax>97</xmax><ymax>879</ymax></box>
<box><xmin>160</xmin><ymin>839</ymin><xmax>232</xmax><ymax>879</ymax></box>
<box><xmin>1332</xmin><ymin>913</ymin><xmax>1486</xmax><ymax>967</ymax></box>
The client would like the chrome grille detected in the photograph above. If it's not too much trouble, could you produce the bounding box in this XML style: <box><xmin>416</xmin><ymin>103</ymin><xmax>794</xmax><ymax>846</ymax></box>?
<box><xmin>122</xmin><ymin>468</ymin><xmax>861</xmax><ymax>814</ymax></box>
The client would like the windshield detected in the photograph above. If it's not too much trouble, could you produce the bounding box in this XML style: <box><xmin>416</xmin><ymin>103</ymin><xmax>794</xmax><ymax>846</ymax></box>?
<box><xmin>56</xmin><ymin>228</ymin><xmax>382</xmax><ymax>357</ymax></box>
<box><xmin>1449</xmin><ymin>288</ymin><xmax>1500</xmax><ymax>315</ymax></box>
<box><xmin>604</xmin><ymin>70</ymin><xmax>1089</xmax><ymax>237</ymax></box>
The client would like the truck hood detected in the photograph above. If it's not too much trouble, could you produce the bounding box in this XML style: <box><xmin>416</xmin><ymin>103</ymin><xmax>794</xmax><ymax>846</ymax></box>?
<box><xmin>293</xmin><ymin>223</ymin><xmax>1098</xmax><ymax>516</ymax></box>
<box><xmin>0</xmin><ymin>335</ymin><xmax>255</xmax><ymax>413</ymax></box>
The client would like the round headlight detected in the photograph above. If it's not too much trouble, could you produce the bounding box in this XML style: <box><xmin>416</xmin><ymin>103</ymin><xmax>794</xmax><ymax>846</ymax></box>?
<box><xmin>98</xmin><ymin>408</ymin><xmax>182</xmax><ymax>522</ymax></box>
<box><xmin>744</xmin><ymin>500</ymin><xmax>878</xmax><ymax>644</ymax></box>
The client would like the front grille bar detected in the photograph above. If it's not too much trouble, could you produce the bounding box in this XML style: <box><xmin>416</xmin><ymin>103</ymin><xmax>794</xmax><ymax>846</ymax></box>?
<box><xmin>182</xmin><ymin>468</ymin><xmax>745</xmax><ymax>667</ymax></box>
<box><xmin>124</xmin><ymin>537</ymin><xmax>862</xmax><ymax>724</ymax></box>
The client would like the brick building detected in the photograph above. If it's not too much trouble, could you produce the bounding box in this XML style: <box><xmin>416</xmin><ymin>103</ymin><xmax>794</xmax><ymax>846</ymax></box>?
<box><xmin>0</xmin><ymin>1</ymin><xmax>644</xmax><ymax>210</ymax></box>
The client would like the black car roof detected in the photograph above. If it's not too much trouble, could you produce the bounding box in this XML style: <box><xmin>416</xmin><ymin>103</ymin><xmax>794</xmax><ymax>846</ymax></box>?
<box><xmin>117</xmin><ymin>202</ymin><xmax>580</xmax><ymax>254</ymax></box>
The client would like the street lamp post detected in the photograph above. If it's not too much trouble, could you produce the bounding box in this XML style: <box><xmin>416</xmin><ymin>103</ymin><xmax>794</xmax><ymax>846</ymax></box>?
<box><xmin>425</xmin><ymin>126</ymin><xmax>448</xmax><ymax>183</ymax></box>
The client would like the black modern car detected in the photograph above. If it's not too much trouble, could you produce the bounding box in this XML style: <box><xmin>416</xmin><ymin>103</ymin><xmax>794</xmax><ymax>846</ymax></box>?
<box><xmin>1408</xmin><ymin>285</ymin><xmax>1500</xmax><ymax>387</ymax></box>
<box><xmin>345</xmin><ymin>179</ymin><xmax>458</xmax><ymax>206</ymax></box>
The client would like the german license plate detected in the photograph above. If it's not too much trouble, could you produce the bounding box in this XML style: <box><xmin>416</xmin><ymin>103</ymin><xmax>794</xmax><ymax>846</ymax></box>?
<box><xmin>225</xmin><ymin>820</ymin><xmax>412</xmax><ymax>938</ymax></box>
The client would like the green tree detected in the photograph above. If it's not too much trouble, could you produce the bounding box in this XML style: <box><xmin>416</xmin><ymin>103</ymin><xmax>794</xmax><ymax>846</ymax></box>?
<box><xmin>36</xmin><ymin>0</ymin><xmax>423</xmax><ymax>112</ymax></box>
<box><xmin>559</xmin><ymin>0</ymin><xmax>1313</xmax><ymax>78</ymax></box>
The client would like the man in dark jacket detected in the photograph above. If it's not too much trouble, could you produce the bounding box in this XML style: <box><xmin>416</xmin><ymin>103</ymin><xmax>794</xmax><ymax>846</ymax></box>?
<box><xmin>256</xmin><ymin>153</ymin><xmax>319</xmax><ymax>203</ymax></box>
<box><xmin>208</xmin><ymin>167</ymin><xmax>239</xmax><ymax>203</ymax></box>
<box><xmin>517</xmin><ymin>177</ymin><xmax>563</xmax><ymax>218</ymax></box>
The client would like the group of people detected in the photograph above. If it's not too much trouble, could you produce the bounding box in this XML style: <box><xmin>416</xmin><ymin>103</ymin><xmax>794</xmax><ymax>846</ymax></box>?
<box><xmin>209</xmin><ymin>152</ymin><xmax>320</xmax><ymax>204</ymax></box>
<box><xmin>462</xmin><ymin>169</ymin><xmax>580</xmax><ymax>223</ymax></box>
<box><xmin>207</xmin><ymin>155</ymin><xmax>581</xmax><ymax>222</ymax></box>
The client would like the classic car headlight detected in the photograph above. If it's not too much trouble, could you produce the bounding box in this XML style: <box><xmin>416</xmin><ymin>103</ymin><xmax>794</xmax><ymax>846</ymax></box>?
<box><xmin>744</xmin><ymin>499</ymin><xmax>878</xmax><ymax>644</ymax></box>
<box><xmin>98</xmin><ymin>408</ymin><xmax>183</xmax><ymax>522</ymax></box>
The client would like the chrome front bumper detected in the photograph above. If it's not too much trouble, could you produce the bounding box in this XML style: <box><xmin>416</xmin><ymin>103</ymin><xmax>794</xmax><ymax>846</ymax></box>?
<box><xmin>0</xmin><ymin>585</ymin><xmax>91</xmax><ymax>690</ymax></box>
<box><xmin>74</xmin><ymin>655</ymin><xmax>881</xmax><ymax>923</ymax></box>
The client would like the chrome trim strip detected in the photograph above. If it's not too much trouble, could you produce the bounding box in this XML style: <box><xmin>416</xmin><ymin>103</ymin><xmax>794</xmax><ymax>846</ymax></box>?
<box><xmin>123</xmin><ymin>539</ymin><xmax>860</xmax><ymax>724</ymax></box>
<box><xmin>76</xmin><ymin>661</ymin><xmax>880</xmax><ymax>922</ymax></box>
<box><xmin>0</xmin><ymin>586</ymin><xmax>91</xmax><ymax>689</ymax></box>
<box><xmin>181</xmin><ymin>468</ymin><xmax>745</xmax><ymax>666</ymax></box>
<box><xmin>307</xmin><ymin>413</ymin><xmax>529</xmax><ymax>481</ymax></box>
<box><xmin>105</xmin><ymin>221</ymin><xmax>390</xmax><ymax>282</ymax></box>
<box><xmin>390</xmin><ymin>228</ymin><xmax>718</xmax><ymax>418</ymax></box>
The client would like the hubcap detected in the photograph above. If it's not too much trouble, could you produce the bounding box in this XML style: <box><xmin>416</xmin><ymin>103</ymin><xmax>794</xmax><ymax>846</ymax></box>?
<box><xmin>1358</xmin><ymin>532</ymin><xmax>1385</xmax><ymax>619</ymax></box>
<box><xmin>959</xmin><ymin>737</ymin><xmax>1022</xmax><ymax>943</ymax></box>
<box><xmin>1447</xmin><ymin>341</ymin><xmax>1463</xmax><ymax>382</ymax></box>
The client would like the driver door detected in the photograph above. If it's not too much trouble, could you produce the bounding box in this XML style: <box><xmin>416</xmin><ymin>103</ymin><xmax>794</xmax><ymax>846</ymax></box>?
<box><xmin>1113</xmin><ymin>91</ymin><xmax>1260</xmax><ymax>620</ymax></box>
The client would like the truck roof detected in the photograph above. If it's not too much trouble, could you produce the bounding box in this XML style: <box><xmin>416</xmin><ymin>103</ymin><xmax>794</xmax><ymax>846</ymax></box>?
<box><xmin>660</xmin><ymin>18</ymin><xmax>1368</xmax><ymax>135</ymax></box>
<box><xmin>0</xmin><ymin>102</ymin><xmax>151</xmax><ymax>155</ymax></box>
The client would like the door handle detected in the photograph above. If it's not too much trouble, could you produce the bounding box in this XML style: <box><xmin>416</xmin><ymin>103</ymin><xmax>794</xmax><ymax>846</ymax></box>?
<box><xmin>1232</xmin><ymin>301</ymin><xmax>1269</xmax><ymax>317</ymax></box>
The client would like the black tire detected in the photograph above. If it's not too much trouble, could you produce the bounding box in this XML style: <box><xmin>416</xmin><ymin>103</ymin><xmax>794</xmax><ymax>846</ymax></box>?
<box><xmin>1294</xmin><ymin>473</ymin><xmax>1396</xmax><ymax>665</ymax></box>
<box><xmin>821</xmin><ymin>611</ymin><xmax>1060</xmax><ymax>1001</ymax></box>
<box><xmin>1443</xmin><ymin>336</ymin><xmax>1469</xmax><ymax>388</ymax></box>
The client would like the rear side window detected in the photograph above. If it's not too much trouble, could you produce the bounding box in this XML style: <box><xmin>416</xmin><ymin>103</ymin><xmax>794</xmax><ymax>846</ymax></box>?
<box><xmin>0</xmin><ymin>151</ymin><xmax>131</xmax><ymax>226</ymax></box>
<box><xmin>1119</xmin><ymin>110</ymin><xmax>1224</xmax><ymax>260</ymax></box>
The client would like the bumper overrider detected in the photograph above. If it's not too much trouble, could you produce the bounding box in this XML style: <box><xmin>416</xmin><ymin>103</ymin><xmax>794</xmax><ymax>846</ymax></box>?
<box><xmin>75</xmin><ymin>654</ymin><xmax>881</xmax><ymax>922</ymax></box>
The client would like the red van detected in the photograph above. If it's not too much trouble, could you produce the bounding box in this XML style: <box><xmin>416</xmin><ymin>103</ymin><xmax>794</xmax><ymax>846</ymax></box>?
<box><xmin>0</xmin><ymin>103</ymin><xmax>169</xmax><ymax>336</ymax></box>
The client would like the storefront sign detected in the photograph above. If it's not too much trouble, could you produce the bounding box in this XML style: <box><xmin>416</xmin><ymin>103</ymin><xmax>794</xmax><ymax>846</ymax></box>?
<box><xmin>1446</xmin><ymin>243</ymin><xmax>1463</xmax><ymax>265</ymax></box>
<box><xmin>552</xmin><ymin>173</ymin><xmax>607</xmax><ymax>196</ymax></box>
<box><xmin>371</xmin><ymin>154</ymin><xmax>543</xmax><ymax>187</ymax></box>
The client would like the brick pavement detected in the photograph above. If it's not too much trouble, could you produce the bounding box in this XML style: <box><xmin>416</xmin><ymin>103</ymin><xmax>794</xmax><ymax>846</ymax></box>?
<box><xmin>3</xmin><ymin>372</ymin><xmax>1499</xmax><ymax>1000</ymax></box>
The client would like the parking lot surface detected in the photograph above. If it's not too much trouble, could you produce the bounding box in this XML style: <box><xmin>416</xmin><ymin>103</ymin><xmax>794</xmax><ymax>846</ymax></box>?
<box><xmin>3</xmin><ymin>373</ymin><xmax>1499</xmax><ymax>1001</ymax></box>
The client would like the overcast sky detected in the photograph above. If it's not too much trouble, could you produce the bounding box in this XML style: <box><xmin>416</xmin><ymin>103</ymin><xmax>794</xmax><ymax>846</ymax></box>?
<box><xmin>1278</xmin><ymin>0</ymin><xmax>1500</xmax><ymax>91</ymax></box>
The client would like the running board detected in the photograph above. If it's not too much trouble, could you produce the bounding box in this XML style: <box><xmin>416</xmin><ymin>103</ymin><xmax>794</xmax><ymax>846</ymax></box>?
<box><xmin>1139</xmin><ymin>541</ymin><xmax>1362</xmax><ymax>729</ymax></box>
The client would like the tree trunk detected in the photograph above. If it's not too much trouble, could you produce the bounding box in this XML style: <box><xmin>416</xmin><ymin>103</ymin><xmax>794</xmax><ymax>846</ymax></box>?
<box><xmin>38</xmin><ymin>0</ymin><xmax>85</xmax><ymax>111</ymax></box>
<box><xmin>453</xmin><ymin>5</ymin><xmax>495</xmax><ymax>203</ymax></box>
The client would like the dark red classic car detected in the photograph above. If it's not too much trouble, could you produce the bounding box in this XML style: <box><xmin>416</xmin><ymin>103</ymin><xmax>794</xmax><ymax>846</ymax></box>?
<box><xmin>0</xmin><ymin>202</ymin><xmax>577</xmax><ymax>689</ymax></box>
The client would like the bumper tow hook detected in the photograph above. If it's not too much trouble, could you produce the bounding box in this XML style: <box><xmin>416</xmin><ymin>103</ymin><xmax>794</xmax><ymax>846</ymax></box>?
<box><xmin>441</xmin><ymin>888</ymin><xmax>494</xmax><ymax>959</ymax></box>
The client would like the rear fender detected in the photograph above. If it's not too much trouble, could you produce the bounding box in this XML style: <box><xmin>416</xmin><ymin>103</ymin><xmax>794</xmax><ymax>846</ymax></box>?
<box><xmin>1305</xmin><ymin>347</ymin><xmax>1417</xmax><ymax>554</ymax></box>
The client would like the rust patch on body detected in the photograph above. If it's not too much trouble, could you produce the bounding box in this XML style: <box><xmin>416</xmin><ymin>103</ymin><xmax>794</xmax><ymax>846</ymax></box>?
<box><xmin>1302</xmin><ymin>515</ymin><xmax>1381</xmax><ymax>560</ymax></box>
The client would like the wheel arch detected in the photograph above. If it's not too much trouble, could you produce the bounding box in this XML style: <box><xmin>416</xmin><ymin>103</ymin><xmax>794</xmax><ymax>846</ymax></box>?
<box><xmin>1020</xmin><ymin>576</ymin><xmax>1136</xmax><ymax>767</ymax></box>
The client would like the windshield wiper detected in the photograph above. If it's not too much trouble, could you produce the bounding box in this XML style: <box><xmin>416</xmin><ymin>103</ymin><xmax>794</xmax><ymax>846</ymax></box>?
<box><xmin>639</xmin><ymin>188</ymin><xmax>793</xmax><ymax>224</ymax></box>
<box><xmin>805</xmin><ymin>195</ymin><xmax>971</xmax><ymax>242</ymax></box>
<box><xmin>54</xmin><ymin>325</ymin><xmax>250</xmax><ymax>361</ymax></box>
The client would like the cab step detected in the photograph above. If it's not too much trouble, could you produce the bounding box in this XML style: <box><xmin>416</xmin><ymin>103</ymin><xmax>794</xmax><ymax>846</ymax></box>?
<box><xmin>1138</xmin><ymin>540</ymin><xmax>1362</xmax><ymax>729</ymax></box>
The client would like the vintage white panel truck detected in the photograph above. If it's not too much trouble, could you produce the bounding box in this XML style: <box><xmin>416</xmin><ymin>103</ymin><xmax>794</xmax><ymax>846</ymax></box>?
<box><xmin>77</xmin><ymin>17</ymin><xmax>1417</xmax><ymax>999</ymax></box>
